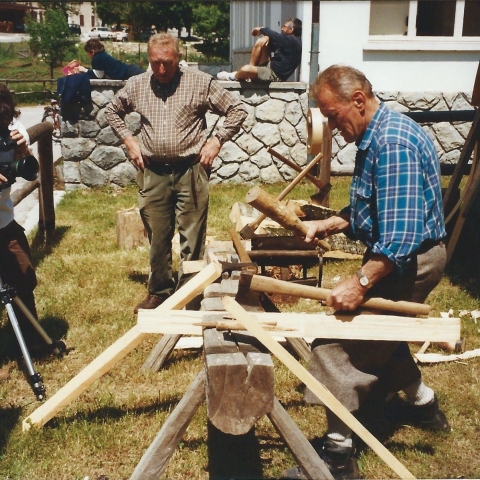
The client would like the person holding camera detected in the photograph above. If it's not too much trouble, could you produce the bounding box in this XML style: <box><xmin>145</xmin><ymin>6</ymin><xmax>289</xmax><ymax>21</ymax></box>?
<box><xmin>0</xmin><ymin>84</ymin><xmax>43</xmax><ymax>379</ymax></box>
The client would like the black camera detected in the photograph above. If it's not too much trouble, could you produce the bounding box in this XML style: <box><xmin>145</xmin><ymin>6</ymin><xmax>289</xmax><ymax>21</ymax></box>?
<box><xmin>0</xmin><ymin>131</ymin><xmax>39</xmax><ymax>190</ymax></box>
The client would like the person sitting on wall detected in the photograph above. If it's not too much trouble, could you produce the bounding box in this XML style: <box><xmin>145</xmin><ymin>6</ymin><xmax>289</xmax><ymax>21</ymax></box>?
<box><xmin>78</xmin><ymin>38</ymin><xmax>145</xmax><ymax>80</ymax></box>
<box><xmin>217</xmin><ymin>17</ymin><xmax>302</xmax><ymax>82</ymax></box>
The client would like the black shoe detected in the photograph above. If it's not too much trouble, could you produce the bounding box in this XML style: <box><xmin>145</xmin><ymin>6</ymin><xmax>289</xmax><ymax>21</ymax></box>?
<box><xmin>134</xmin><ymin>294</ymin><xmax>164</xmax><ymax>314</ymax></box>
<box><xmin>385</xmin><ymin>393</ymin><xmax>450</xmax><ymax>432</ymax></box>
<box><xmin>280</xmin><ymin>438</ymin><xmax>361</xmax><ymax>480</ymax></box>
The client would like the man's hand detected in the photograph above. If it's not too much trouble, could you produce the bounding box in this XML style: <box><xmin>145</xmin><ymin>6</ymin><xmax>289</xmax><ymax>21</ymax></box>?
<box><xmin>326</xmin><ymin>276</ymin><xmax>366</xmax><ymax>311</ymax></box>
<box><xmin>197</xmin><ymin>136</ymin><xmax>221</xmax><ymax>169</ymax></box>
<box><xmin>10</xmin><ymin>129</ymin><xmax>28</xmax><ymax>157</ymax></box>
<box><xmin>124</xmin><ymin>136</ymin><xmax>146</xmax><ymax>170</ymax></box>
<box><xmin>303</xmin><ymin>214</ymin><xmax>350</xmax><ymax>244</ymax></box>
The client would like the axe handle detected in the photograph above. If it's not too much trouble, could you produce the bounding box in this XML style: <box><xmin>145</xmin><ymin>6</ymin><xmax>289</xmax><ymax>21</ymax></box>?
<box><xmin>268</xmin><ymin>147</ymin><xmax>326</xmax><ymax>190</ymax></box>
<box><xmin>245</xmin><ymin>152</ymin><xmax>324</xmax><ymax>233</ymax></box>
<box><xmin>245</xmin><ymin>185</ymin><xmax>331</xmax><ymax>251</ymax></box>
<box><xmin>246</xmin><ymin>273</ymin><xmax>431</xmax><ymax>316</ymax></box>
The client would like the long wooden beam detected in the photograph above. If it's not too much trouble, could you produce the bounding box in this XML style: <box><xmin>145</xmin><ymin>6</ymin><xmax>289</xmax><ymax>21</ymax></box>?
<box><xmin>22</xmin><ymin>261</ymin><xmax>222</xmax><ymax>431</ymax></box>
<box><xmin>136</xmin><ymin>310</ymin><xmax>460</xmax><ymax>344</ymax></box>
<box><xmin>222</xmin><ymin>297</ymin><xmax>416</xmax><ymax>480</ymax></box>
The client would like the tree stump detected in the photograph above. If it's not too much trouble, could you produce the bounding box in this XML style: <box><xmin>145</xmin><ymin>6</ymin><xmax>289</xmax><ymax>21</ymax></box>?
<box><xmin>115</xmin><ymin>206</ymin><xmax>148</xmax><ymax>249</ymax></box>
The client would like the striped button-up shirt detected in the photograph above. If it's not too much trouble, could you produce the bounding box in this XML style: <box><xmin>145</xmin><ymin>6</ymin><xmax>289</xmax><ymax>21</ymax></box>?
<box><xmin>106</xmin><ymin>67</ymin><xmax>247</xmax><ymax>163</ymax></box>
<box><xmin>343</xmin><ymin>102</ymin><xmax>446</xmax><ymax>274</ymax></box>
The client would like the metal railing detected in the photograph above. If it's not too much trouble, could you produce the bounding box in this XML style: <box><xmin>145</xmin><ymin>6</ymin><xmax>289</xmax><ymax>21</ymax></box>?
<box><xmin>11</xmin><ymin>121</ymin><xmax>55</xmax><ymax>244</ymax></box>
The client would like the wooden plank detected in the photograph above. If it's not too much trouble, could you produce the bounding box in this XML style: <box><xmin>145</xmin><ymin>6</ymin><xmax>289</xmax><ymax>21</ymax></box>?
<box><xmin>136</xmin><ymin>309</ymin><xmax>461</xmax><ymax>344</ymax></box>
<box><xmin>23</xmin><ymin>262</ymin><xmax>222</xmax><ymax>431</ymax></box>
<box><xmin>223</xmin><ymin>297</ymin><xmax>416</xmax><ymax>480</ymax></box>
<box><xmin>268</xmin><ymin>397</ymin><xmax>334</xmax><ymax>480</ymax></box>
<box><xmin>203</xmin><ymin>328</ymin><xmax>274</xmax><ymax>435</ymax></box>
<box><xmin>129</xmin><ymin>371</ymin><xmax>206</xmax><ymax>480</ymax></box>
<box><xmin>141</xmin><ymin>261</ymin><xmax>224</xmax><ymax>371</ymax></box>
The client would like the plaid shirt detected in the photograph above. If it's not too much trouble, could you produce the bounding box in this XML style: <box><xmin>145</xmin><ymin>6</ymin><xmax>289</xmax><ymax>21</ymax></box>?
<box><xmin>106</xmin><ymin>67</ymin><xmax>247</xmax><ymax>162</ymax></box>
<box><xmin>343</xmin><ymin>103</ymin><xmax>446</xmax><ymax>274</ymax></box>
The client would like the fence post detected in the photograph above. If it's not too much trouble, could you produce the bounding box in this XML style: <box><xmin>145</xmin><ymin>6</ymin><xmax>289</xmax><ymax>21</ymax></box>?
<box><xmin>27</xmin><ymin>122</ymin><xmax>55</xmax><ymax>243</ymax></box>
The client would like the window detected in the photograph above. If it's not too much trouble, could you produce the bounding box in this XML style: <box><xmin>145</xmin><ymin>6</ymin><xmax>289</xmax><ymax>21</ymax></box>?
<box><xmin>91</xmin><ymin>15</ymin><xmax>95</xmax><ymax>27</ymax></box>
<box><xmin>369</xmin><ymin>0</ymin><xmax>480</xmax><ymax>38</ymax></box>
<box><xmin>80</xmin><ymin>14</ymin><xmax>84</xmax><ymax>27</ymax></box>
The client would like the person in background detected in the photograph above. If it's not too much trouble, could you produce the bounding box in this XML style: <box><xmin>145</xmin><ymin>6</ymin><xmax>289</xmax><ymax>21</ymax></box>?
<box><xmin>281</xmin><ymin>65</ymin><xmax>449</xmax><ymax>480</ymax></box>
<box><xmin>106</xmin><ymin>33</ymin><xmax>247</xmax><ymax>313</ymax></box>
<box><xmin>78</xmin><ymin>39</ymin><xmax>145</xmax><ymax>80</ymax></box>
<box><xmin>0</xmin><ymin>84</ymin><xmax>43</xmax><ymax>380</ymax></box>
<box><xmin>217</xmin><ymin>17</ymin><xmax>302</xmax><ymax>82</ymax></box>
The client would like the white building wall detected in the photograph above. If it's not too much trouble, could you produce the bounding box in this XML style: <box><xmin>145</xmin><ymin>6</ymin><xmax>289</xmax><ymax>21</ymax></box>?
<box><xmin>318</xmin><ymin>1</ymin><xmax>480</xmax><ymax>93</ymax></box>
<box><xmin>232</xmin><ymin>0</ymin><xmax>480</xmax><ymax>94</ymax></box>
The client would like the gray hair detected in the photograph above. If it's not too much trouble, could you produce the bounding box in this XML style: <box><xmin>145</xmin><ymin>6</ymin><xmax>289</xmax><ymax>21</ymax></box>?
<box><xmin>148</xmin><ymin>32</ymin><xmax>181</xmax><ymax>57</ymax></box>
<box><xmin>313</xmin><ymin>64</ymin><xmax>374</xmax><ymax>102</ymax></box>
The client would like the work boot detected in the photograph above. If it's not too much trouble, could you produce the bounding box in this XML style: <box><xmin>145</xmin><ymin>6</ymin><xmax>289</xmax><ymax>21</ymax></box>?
<box><xmin>385</xmin><ymin>393</ymin><xmax>450</xmax><ymax>432</ymax></box>
<box><xmin>134</xmin><ymin>294</ymin><xmax>164</xmax><ymax>314</ymax></box>
<box><xmin>280</xmin><ymin>437</ymin><xmax>361</xmax><ymax>480</ymax></box>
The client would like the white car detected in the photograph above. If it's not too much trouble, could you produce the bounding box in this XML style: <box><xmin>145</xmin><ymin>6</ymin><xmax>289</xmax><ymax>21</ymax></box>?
<box><xmin>114</xmin><ymin>28</ymin><xmax>129</xmax><ymax>42</ymax></box>
<box><xmin>88</xmin><ymin>27</ymin><xmax>113</xmax><ymax>40</ymax></box>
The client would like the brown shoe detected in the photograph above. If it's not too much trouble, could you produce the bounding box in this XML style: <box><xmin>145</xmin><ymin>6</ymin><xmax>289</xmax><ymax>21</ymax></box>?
<box><xmin>0</xmin><ymin>369</ymin><xmax>10</xmax><ymax>382</ymax></box>
<box><xmin>134</xmin><ymin>294</ymin><xmax>164</xmax><ymax>314</ymax></box>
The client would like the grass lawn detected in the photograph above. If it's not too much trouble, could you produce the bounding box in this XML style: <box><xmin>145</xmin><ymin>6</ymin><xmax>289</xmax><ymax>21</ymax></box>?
<box><xmin>0</xmin><ymin>178</ymin><xmax>479</xmax><ymax>479</ymax></box>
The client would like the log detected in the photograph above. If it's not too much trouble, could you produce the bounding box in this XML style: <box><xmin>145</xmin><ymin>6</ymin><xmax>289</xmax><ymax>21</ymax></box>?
<box><xmin>130</xmin><ymin>371</ymin><xmax>206</xmax><ymax>480</ymax></box>
<box><xmin>223</xmin><ymin>297</ymin><xmax>416</xmax><ymax>480</ymax></box>
<box><xmin>244</xmin><ymin>272</ymin><xmax>432</xmax><ymax>316</ymax></box>
<box><xmin>115</xmin><ymin>206</ymin><xmax>148</xmax><ymax>249</ymax></box>
<box><xmin>136</xmin><ymin>309</ymin><xmax>461</xmax><ymax>344</ymax></box>
<box><xmin>203</xmin><ymin>328</ymin><xmax>274</xmax><ymax>435</ymax></box>
<box><xmin>23</xmin><ymin>261</ymin><xmax>222</xmax><ymax>431</ymax></box>
<box><xmin>245</xmin><ymin>186</ymin><xmax>330</xmax><ymax>251</ymax></box>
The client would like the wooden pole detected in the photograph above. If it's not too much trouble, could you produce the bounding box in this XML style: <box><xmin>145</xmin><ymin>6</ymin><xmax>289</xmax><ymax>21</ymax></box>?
<box><xmin>245</xmin><ymin>273</ymin><xmax>431</xmax><ymax>316</ymax></box>
<box><xmin>223</xmin><ymin>297</ymin><xmax>416</xmax><ymax>480</ymax></box>
<box><xmin>22</xmin><ymin>261</ymin><xmax>222</xmax><ymax>431</ymax></box>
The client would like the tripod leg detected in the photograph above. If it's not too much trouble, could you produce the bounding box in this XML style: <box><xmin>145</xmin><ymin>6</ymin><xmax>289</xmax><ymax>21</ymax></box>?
<box><xmin>12</xmin><ymin>296</ymin><xmax>66</xmax><ymax>356</ymax></box>
<box><xmin>5</xmin><ymin>302</ymin><xmax>46</xmax><ymax>401</ymax></box>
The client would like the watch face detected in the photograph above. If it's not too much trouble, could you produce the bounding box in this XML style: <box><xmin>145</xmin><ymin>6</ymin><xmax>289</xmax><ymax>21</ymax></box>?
<box><xmin>359</xmin><ymin>276</ymin><xmax>369</xmax><ymax>286</ymax></box>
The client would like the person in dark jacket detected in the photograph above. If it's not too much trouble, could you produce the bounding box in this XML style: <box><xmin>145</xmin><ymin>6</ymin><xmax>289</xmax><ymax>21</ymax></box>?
<box><xmin>79</xmin><ymin>39</ymin><xmax>145</xmax><ymax>80</ymax></box>
<box><xmin>217</xmin><ymin>18</ymin><xmax>302</xmax><ymax>82</ymax></box>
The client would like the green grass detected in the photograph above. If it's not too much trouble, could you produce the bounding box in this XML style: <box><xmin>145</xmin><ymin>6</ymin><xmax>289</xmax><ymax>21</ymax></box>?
<box><xmin>0</xmin><ymin>179</ymin><xmax>479</xmax><ymax>479</ymax></box>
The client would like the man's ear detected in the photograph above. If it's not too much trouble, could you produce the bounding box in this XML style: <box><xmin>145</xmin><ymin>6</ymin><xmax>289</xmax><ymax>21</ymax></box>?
<box><xmin>352</xmin><ymin>90</ymin><xmax>366</xmax><ymax>113</ymax></box>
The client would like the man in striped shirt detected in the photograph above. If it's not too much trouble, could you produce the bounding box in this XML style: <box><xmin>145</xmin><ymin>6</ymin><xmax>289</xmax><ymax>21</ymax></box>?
<box><xmin>281</xmin><ymin>65</ymin><xmax>448</xmax><ymax>480</ymax></box>
<box><xmin>106</xmin><ymin>33</ymin><xmax>247</xmax><ymax>313</ymax></box>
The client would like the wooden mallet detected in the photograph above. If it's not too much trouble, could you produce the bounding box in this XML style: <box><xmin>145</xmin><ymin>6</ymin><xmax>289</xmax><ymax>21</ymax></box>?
<box><xmin>245</xmin><ymin>185</ymin><xmax>330</xmax><ymax>251</ymax></box>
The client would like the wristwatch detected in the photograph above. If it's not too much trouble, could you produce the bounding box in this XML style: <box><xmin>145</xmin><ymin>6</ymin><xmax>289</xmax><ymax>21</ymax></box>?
<box><xmin>355</xmin><ymin>269</ymin><xmax>372</xmax><ymax>288</ymax></box>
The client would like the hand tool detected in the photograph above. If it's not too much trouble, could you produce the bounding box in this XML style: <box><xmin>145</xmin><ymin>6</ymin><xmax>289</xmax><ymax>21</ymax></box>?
<box><xmin>241</xmin><ymin>272</ymin><xmax>432</xmax><ymax>316</ymax></box>
<box><xmin>244</xmin><ymin>185</ymin><xmax>331</xmax><ymax>251</ymax></box>
<box><xmin>239</xmin><ymin>151</ymin><xmax>324</xmax><ymax>240</ymax></box>
<box><xmin>267</xmin><ymin>147</ymin><xmax>331</xmax><ymax>205</ymax></box>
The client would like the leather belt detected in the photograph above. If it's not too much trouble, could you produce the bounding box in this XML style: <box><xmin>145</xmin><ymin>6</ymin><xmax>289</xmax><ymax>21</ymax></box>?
<box><xmin>145</xmin><ymin>155</ymin><xmax>198</xmax><ymax>174</ymax></box>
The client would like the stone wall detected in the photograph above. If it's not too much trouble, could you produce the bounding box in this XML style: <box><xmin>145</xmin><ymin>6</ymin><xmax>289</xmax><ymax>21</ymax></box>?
<box><xmin>60</xmin><ymin>78</ymin><xmax>474</xmax><ymax>191</ymax></box>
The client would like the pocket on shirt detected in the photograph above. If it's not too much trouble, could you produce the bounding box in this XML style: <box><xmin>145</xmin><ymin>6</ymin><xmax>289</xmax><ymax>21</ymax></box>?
<box><xmin>175</xmin><ymin>104</ymin><xmax>196</xmax><ymax>130</ymax></box>
<box><xmin>353</xmin><ymin>185</ymin><xmax>374</xmax><ymax>234</ymax></box>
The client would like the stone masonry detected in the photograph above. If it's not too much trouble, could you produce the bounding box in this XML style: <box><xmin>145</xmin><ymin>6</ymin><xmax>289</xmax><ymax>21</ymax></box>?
<box><xmin>60</xmin><ymin>78</ymin><xmax>474</xmax><ymax>190</ymax></box>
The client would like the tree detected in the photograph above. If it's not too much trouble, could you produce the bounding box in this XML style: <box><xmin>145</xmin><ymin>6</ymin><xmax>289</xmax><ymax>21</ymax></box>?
<box><xmin>192</xmin><ymin>2</ymin><xmax>230</xmax><ymax>59</ymax></box>
<box><xmin>26</xmin><ymin>9</ymin><xmax>77</xmax><ymax>78</ymax></box>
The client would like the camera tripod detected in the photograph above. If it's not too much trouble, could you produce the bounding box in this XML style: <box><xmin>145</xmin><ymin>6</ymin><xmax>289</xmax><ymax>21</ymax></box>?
<box><xmin>0</xmin><ymin>269</ymin><xmax>66</xmax><ymax>401</ymax></box>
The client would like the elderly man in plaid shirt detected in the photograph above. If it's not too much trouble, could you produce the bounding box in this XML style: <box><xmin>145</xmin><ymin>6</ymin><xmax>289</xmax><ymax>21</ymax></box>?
<box><xmin>107</xmin><ymin>33</ymin><xmax>247</xmax><ymax>313</ymax></box>
<box><xmin>281</xmin><ymin>65</ymin><xmax>449</xmax><ymax>480</ymax></box>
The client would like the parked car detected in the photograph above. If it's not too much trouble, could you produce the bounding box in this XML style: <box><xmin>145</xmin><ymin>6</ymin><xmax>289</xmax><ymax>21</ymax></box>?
<box><xmin>114</xmin><ymin>28</ymin><xmax>129</xmax><ymax>42</ymax></box>
<box><xmin>68</xmin><ymin>24</ymin><xmax>81</xmax><ymax>36</ymax></box>
<box><xmin>88</xmin><ymin>27</ymin><xmax>113</xmax><ymax>40</ymax></box>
